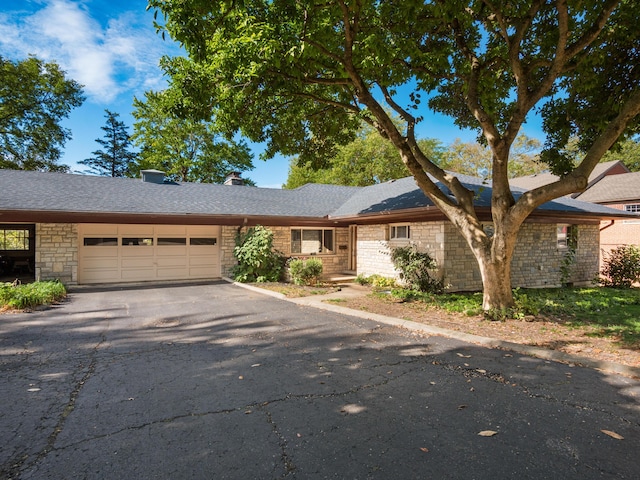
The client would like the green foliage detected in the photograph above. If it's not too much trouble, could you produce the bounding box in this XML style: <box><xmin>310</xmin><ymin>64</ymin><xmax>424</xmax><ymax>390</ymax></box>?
<box><xmin>284</xmin><ymin>122</ymin><xmax>443</xmax><ymax>188</ymax></box>
<box><xmin>0</xmin><ymin>56</ymin><xmax>84</xmax><ymax>171</ymax></box>
<box><xmin>391</xmin><ymin>246</ymin><xmax>444</xmax><ymax>294</ymax></box>
<box><xmin>232</xmin><ymin>226</ymin><xmax>285</xmax><ymax>283</ymax></box>
<box><xmin>79</xmin><ymin>110</ymin><xmax>137</xmax><ymax>177</ymax></box>
<box><xmin>602</xmin><ymin>138</ymin><xmax>640</xmax><ymax>171</ymax></box>
<box><xmin>288</xmin><ymin>258</ymin><xmax>323</xmax><ymax>286</ymax></box>
<box><xmin>0</xmin><ymin>280</ymin><xmax>66</xmax><ymax>310</ymax></box>
<box><xmin>355</xmin><ymin>274</ymin><xmax>397</xmax><ymax>289</ymax></box>
<box><xmin>131</xmin><ymin>90</ymin><xmax>254</xmax><ymax>183</ymax></box>
<box><xmin>599</xmin><ymin>245</ymin><xmax>640</xmax><ymax>288</ymax></box>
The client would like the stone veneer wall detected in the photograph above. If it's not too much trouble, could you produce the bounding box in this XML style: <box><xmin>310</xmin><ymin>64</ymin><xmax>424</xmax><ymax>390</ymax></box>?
<box><xmin>356</xmin><ymin>223</ymin><xmax>446</xmax><ymax>280</ymax></box>
<box><xmin>36</xmin><ymin>223</ymin><xmax>78</xmax><ymax>285</ymax></box>
<box><xmin>356</xmin><ymin>221</ymin><xmax>600</xmax><ymax>291</ymax></box>
<box><xmin>220</xmin><ymin>225</ymin><xmax>350</xmax><ymax>278</ymax></box>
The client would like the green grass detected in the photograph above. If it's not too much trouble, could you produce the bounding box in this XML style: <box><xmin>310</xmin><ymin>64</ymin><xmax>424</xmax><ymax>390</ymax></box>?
<box><xmin>0</xmin><ymin>280</ymin><xmax>67</xmax><ymax>310</ymax></box>
<box><xmin>383</xmin><ymin>287</ymin><xmax>640</xmax><ymax>346</ymax></box>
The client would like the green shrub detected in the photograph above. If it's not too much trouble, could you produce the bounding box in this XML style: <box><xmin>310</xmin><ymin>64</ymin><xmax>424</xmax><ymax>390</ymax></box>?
<box><xmin>289</xmin><ymin>258</ymin><xmax>323</xmax><ymax>286</ymax></box>
<box><xmin>354</xmin><ymin>274</ymin><xmax>397</xmax><ymax>289</ymax></box>
<box><xmin>599</xmin><ymin>245</ymin><xmax>640</xmax><ymax>288</ymax></box>
<box><xmin>391</xmin><ymin>245</ymin><xmax>444</xmax><ymax>293</ymax></box>
<box><xmin>0</xmin><ymin>280</ymin><xmax>67</xmax><ymax>310</ymax></box>
<box><xmin>232</xmin><ymin>226</ymin><xmax>286</xmax><ymax>283</ymax></box>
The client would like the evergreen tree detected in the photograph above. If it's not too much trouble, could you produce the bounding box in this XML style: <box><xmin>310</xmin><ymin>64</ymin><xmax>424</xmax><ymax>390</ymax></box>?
<box><xmin>80</xmin><ymin>110</ymin><xmax>136</xmax><ymax>177</ymax></box>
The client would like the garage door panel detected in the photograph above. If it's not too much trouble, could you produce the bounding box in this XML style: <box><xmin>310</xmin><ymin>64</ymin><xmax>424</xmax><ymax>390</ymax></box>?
<box><xmin>157</xmin><ymin>246</ymin><xmax>188</xmax><ymax>256</ymax></box>
<box><xmin>79</xmin><ymin>224</ymin><xmax>220</xmax><ymax>284</ymax></box>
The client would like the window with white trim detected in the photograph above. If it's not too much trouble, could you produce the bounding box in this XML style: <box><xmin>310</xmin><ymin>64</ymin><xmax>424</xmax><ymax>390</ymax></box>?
<box><xmin>390</xmin><ymin>224</ymin><xmax>410</xmax><ymax>240</ymax></box>
<box><xmin>291</xmin><ymin>228</ymin><xmax>334</xmax><ymax>254</ymax></box>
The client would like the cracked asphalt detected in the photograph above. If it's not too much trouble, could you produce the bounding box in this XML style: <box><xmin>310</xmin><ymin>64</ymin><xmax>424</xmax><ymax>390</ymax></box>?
<box><xmin>1</xmin><ymin>280</ymin><xmax>639</xmax><ymax>479</ymax></box>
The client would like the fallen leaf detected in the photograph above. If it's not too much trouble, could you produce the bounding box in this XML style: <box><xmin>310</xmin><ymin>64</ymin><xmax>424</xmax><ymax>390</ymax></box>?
<box><xmin>429</xmin><ymin>382</ymin><xmax>436</xmax><ymax>385</ymax></box>
<box><xmin>601</xmin><ymin>429</ymin><xmax>624</xmax><ymax>440</ymax></box>
<box><xmin>251</xmin><ymin>364</ymin><xmax>261</xmax><ymax>367</ymax></box>
<box><xmin>457</xmin><ymin>353</ymin><xmax>472</xmax><ymax>358</ymax></box>
<box><xmin>238</xmin><ymin>376</ymin><xmax>244</xmax><ymax>380</ymax></box>
<box><xmin>420</xmin><ymin>447</ymin><xmax>429</xmax><ymax>453</ymax></box>
<box><xmin>297</xmin><ymin>433</ymin><xmax>302</xmax><ymax>438</ymax></box>
<box><xmin>476</xmin><ymin>369</ymin><xmax>487</xmax><ymax>374</ymax></box>
<box><xmin>458</xmin><ymin>405</ymin><xmax>467</xmax><ymax>410</ymax></box>
<box><xmin>244</xmin><ymin>410</ymin><xmax>252</xmax><ymax>414</ymax></box>
<box><xmin>478</xmin><ymin>430</ymin><xmax>498</xmax><ymax>437</ymax></box>
<box><xmin>27</xmin><ymin>388</ymin><xmax>41</xmax><ymax>392</ymax></box>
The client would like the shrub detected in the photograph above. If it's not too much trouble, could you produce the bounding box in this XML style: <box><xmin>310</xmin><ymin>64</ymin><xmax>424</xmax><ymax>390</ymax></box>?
<box><xmin>390</xmin><ymin>245</ymin><xmax>444</xmax><ymax>293</ymax></box>
<box><xmin>232</xmin><ymin>226</ymin><xmax>286</xmax><ymax>283</ymax></box>
<box><xmin>354</xmin><ymin>274</ymin><xmax>397</xmax><ymax>289</ymax></box>
<box><xmin>599</xmin><ymin>245</ymin><xmax>640</xmax><ymax>288</ymax></box>
<box><xmin>289</xmin><ymin>258</ymin><xmax>323</xmax><ymax>286</ymax></box>
<box><xmin>0</xmin><ymin>280</ymin><xmax>67</xmax><ymax>310</ymax></box>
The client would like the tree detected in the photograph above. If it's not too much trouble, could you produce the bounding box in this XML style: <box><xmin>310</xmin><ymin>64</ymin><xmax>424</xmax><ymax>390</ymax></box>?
<box><xmin>602</xmin><ymin>137</ymin><xmax>640</xmax><ymax>171</ymax></box>
<box><xmin>440</xmin><ymin>134</ymin><xmax>543</xmax><ymax>179</ymax></box>
<box><xmin>150</xmin><ymin>0</ymin><xmax>640</xmax><ymax>311</ymax></box>
<box><xmin>284</xmin><ymin>122</ymin><xmax>444</xmax><ymax>188</ymax></box>
<box><xmin>0</xmin><ymin>56</ymin><xmax>84</xmax><ymax>171</ymax></box>
<box><xmin>131</xmin><ymin>90</ymin><xmax>254</xmax><ymax>183</ymax></box>
<box><xmin>80</xmin><ymin>110</ymin><xmax>136</xmax><ymax>177</ymax></box>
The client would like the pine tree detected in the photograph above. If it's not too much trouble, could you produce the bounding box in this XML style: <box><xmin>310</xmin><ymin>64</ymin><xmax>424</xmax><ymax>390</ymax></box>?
<box><xmin>80</xmin><ymin>110</ymin><xmax>136</xmax><ymax>177</ymax></box>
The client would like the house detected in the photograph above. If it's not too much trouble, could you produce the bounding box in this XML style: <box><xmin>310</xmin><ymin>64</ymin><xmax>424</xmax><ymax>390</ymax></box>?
<box><xmin>511</xmin><ymin>160</ymin><xmax>640</xmax><ymax>264</ymax></box>
<box><xmin>0</xmin><ymin>168</ymin><xmax>634</xmax><ymax>290</ymax></box>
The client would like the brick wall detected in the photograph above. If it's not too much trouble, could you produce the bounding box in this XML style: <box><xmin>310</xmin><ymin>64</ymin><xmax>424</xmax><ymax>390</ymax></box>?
<box><xmin>36</xmin><ymin>223</ymin><xmax>78</xmax><ymax>285</ymax></box>
<box><xmin>597</xmin><ymin>202</ymin><xmax>640</xmax><ymax>266</ymax></box>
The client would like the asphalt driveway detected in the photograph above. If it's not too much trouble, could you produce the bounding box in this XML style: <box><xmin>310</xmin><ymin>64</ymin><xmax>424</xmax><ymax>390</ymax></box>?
<box><xmin>1</xmin><ymin>281</ymin><xmax>639</xmax><ymax>479</ymax></box>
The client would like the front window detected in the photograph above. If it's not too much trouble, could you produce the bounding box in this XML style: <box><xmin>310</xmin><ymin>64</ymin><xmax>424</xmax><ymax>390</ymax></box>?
<box><xmin>0</xmin><ymin>228</ymin><xmax>30</xmax><ymax>250</ymax></box>
<box><xmin>291</xmin><ymin>228</ymin><xmax>334</xmax><ymax>254</ymax></box>
<box><xmin>390</xmin><ymin>224</ymin><xmax>411</xmax><ymax>240</ymax></box>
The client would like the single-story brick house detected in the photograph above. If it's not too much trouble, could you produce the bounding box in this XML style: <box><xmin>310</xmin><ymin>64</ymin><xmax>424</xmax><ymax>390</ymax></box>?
<box><xmin>0</xmin><ymin>168</ymin><xmax>634</xmax><ymax>290</ymax></box>
<box><xmin>511</xmin><ymin>160</ymin><xmax>640</xmax><ymax>266</ymax></box>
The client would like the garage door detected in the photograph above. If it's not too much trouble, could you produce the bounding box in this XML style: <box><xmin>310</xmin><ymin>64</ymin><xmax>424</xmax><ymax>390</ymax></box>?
<box><xmin>78</xmin><ymin>224</ymin><xmax>221</xmax><ymax>284</ymax></box>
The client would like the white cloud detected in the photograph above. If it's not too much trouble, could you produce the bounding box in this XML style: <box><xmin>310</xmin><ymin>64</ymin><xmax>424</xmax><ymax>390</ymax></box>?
<box><xmin>0</xmin><ymin>0</ymin><xmax>176</xmax><ymax>103</ymax></box>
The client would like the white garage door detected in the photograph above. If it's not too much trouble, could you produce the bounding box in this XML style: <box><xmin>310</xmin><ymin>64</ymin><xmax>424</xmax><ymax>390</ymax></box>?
<box><xmin>78</xmin><ymin>224</ymin><xmax>221</xmax><ymax>284</ymax></box>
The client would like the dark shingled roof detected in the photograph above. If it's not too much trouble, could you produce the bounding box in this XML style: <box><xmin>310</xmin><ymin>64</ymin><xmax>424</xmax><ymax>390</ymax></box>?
<box><xmin>0</xmin><ymin>169</ymin><xmax>360</xmax><ymax>218</ymax></box>
<box><xmin>0</xmin><ymin>169</ymin><xmax>632</xmax><ymax>221</ymax></box>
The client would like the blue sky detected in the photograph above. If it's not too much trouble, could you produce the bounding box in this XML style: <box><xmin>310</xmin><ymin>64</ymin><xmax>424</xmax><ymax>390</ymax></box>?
<box><xmin>1</xmin><ymin>0</ymin><xmax>541</xmax><ymax>188</ymax></box>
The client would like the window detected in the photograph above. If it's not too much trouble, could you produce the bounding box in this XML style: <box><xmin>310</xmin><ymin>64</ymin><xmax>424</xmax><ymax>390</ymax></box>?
<box><xmin>291</xmin><ymin>228</ymin><xmax>334</xmax><ymax>254</ymax></box>
<box><xmin>158</xmin><ymin>238</ymin><xmax>187</xmax><ymax>246</ymax></box>
<box><xmin>0</xmin><ymin>229</ymin><xmax>30</xmax><ymax>250</ymax></box>
<box><xmin>624</xmin><ymin>204</ymin><xmax>640</xmax><ymax>213</ymax></box>
<box><xmin>557</xmin><ymin>224</ymin><xmax>577</xmax><ymax>249</ymax></box>
<box><xmin>83</xmin><ymin>238</ymin><xmax>117</xmax><ymax>246</ymax></box>
<box><xmin>190</xmin><ymin>238</ymin><xmax>217</xmax><ymax>246</ymax></box>
<box><xmin>390</xmin><ymin>224</ymin><xmax>410</xmax><ymax>240</ymax></box>
<box><xmin>122</xmin><ymin>238</ymin><xmax>154</xmax><ymax>246</ymax></box>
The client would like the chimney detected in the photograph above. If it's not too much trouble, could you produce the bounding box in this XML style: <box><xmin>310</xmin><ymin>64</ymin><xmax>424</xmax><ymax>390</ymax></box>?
<box><xmin>141</xmin><ymin>169</ymin><xmax>165</xmax><ymax>184</ymax></box>
<box><xmin>224</xmin><ymin>171</ymin><xmax>244</xmax><ymax>186</ymax></box>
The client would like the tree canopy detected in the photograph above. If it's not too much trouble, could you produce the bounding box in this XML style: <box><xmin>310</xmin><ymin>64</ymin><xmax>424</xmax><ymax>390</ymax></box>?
<box><xmin>131</xmin><ymin>90</ymin><xmax>254</xmax><ymax>183</ymax></box>
<box><xmin>0</xmin><ymin>56</ymin><xmax>84</xmax><ymax>171</ymax></box>
<box><xmin>150</xmin><ymin>0</ymin><xmax>640</xmax><ymax>311</ymax></box>
<box><xmin>284</xmin><ymin>122</ymin><xmax>444</xmax><ymax>188</ymax></box>
<box><xmin>79</xmin><ymin>110</ymin><xmax>137</xmax><ymax>177</ymax></box>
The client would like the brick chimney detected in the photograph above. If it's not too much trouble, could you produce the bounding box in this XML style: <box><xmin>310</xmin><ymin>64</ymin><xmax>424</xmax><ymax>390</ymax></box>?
<box><xmin>224</xmin><ymin>171</ymin><xmax>244</xmax><ymax>186</ymax></box>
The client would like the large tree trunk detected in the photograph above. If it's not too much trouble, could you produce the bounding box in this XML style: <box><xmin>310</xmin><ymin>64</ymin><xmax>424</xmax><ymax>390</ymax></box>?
<box><xmin>476</xmin><ymin>254</ymin><xmax>514</xmax><ymax>311</ymax></box>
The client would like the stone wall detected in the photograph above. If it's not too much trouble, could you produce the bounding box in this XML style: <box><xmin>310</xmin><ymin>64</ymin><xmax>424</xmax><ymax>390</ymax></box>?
<box><xmin>354</xmin><ymin>221</ymin><xmax>600</xmax><ymax>291</ymax></box>
<box><xmin>36</xmin><ymin>223</ymin><xmax>77</xmax><ymax>285</ymax></box>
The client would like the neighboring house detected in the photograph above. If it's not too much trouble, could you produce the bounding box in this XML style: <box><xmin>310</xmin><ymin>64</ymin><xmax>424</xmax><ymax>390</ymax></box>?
<box><xmin>511</xmin><ymin>160</ymin><xmax>639</xmax><ymax>265</ymax></box>
<box><xmin>0</xmin><ymin>168</ymin><xmax>634</xmax><ymax>291</ymax></box>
